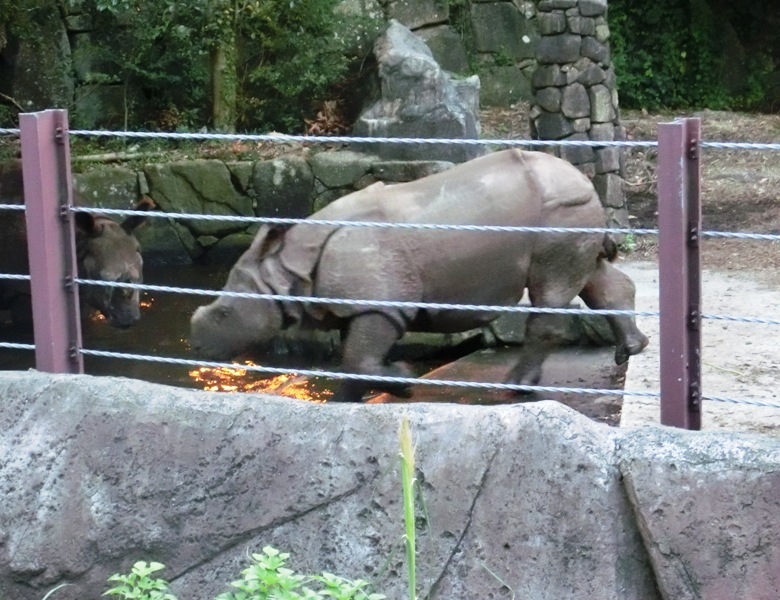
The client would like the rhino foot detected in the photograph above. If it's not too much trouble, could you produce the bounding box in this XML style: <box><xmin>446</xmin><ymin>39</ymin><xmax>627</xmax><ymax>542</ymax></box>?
<box><xmin>614</xmin><ymin>332</ymin><xmax>650</xmax><ymax>365</ymax></box>
<box><xmin>330</xmin><ymin>362</ymin><xmax>414</xmax><ymax>403</ymax></box>
<box><xmin>330</xmin><ymin>382</ymin><xmax>368</xmax><ymax>403</ymax></box>
<box><xmin>505</xmin><ymin>362</ymin><xmax>543</xmax><ymax>395</ymax></box>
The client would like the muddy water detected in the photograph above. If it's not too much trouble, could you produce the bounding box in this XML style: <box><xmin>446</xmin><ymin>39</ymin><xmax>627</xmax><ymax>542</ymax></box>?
<box><xmin>0</xmin><ymin>262</ymin><xmax>336</xmax><ymax>396</ymax></box>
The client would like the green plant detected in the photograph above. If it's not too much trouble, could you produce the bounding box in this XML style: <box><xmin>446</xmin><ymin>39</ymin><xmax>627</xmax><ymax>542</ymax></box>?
<box><xmin>103</xmin><ymin>561</ymin><xmax>178</xmax><ymax>600</ymax></box>
<box><xmin>609</xmin><ymin>0</ymin><xmax>776</xmax><ymax>111</ymax></box>
<box><xmin>399</xmin><ymin>415</ymin><xmax>417</xmax><ymax>600</ymax></box>
<box><xmin>216</xmin><ymin>546</ymin><xmax>385</xmax><ymax>600</ymax></box>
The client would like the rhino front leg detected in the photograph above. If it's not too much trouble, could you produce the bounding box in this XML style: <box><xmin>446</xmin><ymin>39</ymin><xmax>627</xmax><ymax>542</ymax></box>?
<box><xmin>579</xmin><ymin>259</ymin><xmax>649</xmax><ymax>364</ymax></box>
<box><xmin>331</xmin><ymin>312</ymin><xmax>413</xmax><ymax>403</ymax></box>
<box><xmin>505</xmin><ymin>312</ymin><xmax>567</xmax><ymax>392</ymax></box>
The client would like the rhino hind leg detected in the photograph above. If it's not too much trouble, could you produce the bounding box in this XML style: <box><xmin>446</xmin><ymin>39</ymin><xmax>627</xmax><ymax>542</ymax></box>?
<box><xmin>579</xmin><ymin>259</ymin><xmax>649</xmax><ymax>364</ymax></box>
<box><xmin>331</xmin><ymin>312</ymin><xmax>413</xmax><ymax>403</ymax></box>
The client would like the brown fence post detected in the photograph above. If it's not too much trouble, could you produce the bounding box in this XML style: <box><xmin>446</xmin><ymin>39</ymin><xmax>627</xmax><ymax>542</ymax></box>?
<box><xmin>19</xmin><ymin>109</ymin><xmax>84</xmax><ymax>373</ymax></box>
<box><xmin>657</xmin><ymin>118</ymin><xmax>702</xmax><ymax>429</ymax></box>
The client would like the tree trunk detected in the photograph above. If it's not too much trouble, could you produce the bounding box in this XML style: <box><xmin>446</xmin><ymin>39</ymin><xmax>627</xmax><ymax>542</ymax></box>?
<box><xmin>210</xmin><ymin>30</ymin><xmax>237</xmax><ymax>132</ymax></box>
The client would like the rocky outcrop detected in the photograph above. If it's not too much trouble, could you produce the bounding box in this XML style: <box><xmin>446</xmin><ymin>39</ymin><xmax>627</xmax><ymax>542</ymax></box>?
<box><xmin>1</xmin><ymin>371</ymin><xmax>778</xmax><ymax>600</ymax></box>
<box><xmin>352</xmin><ymin>20</ymin><xmax>482</xmax><ymax>163</ymax></box>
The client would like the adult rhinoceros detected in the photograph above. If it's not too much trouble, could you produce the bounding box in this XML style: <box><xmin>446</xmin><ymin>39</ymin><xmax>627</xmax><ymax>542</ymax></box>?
<box><xmin>190</xmin><ymin>149</ymin><xmax>648</xmax><ymax>402</ymax></box>
<box><xmin>0</xmin><ymin>161</ymin><xmax>152</xmax><ymax>329</ymax></box>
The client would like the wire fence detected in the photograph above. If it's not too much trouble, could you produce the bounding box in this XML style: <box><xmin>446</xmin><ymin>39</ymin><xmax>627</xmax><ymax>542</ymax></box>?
<box><xmin>2</xmin><ymin>123</ymin><xmax>779</xmax><ymax>414</ymax></box>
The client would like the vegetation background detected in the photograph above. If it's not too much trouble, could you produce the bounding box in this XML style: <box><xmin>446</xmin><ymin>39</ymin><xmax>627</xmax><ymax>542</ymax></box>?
<box><xmin>0</xmin><ymin>0</ymin><xmax>778</xmax><ymax>134</ymax></box>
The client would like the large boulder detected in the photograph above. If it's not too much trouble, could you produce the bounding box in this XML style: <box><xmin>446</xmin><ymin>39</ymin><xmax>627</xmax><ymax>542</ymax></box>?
<box><xmin>1</xmin><ymin>371</ymin><xmax>778</xmax><ymax>600</ymax></box>
<box><xmin>352</xmin><ymin>20</ymin><xmax>482</xmax><ymax>163</ymax></box>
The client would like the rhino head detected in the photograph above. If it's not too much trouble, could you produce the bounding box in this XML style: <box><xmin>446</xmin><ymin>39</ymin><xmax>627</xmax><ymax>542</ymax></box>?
<box><xmin>190</xmin><ymin>226</ymin><xmax>287</xmax><ymax>360</ymax></box>
<box><xmin>75</xmin><ymin>198</ymin><xmax>152</xmax><ymax>328</ymax></box>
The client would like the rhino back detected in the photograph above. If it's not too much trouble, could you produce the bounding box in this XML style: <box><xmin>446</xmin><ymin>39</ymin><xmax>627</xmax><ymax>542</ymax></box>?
<box><xmin>293</xmin><ymin>150</ymin><xmax>606</xmax><ymax>332</ymax></box>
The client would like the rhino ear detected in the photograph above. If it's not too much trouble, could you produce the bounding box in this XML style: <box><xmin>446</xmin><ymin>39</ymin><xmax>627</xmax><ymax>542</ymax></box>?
<box><xmin>249</xmin><ymin>224</ymin><xmax>290</xmax><ymax>260</ymax></box>
<box><xmin>121</xmin><ymin>196</ymin><xmax>155</xmax><ymax>234</ymax></box>
<box><xmin>74</xmin><ymin>211</ymin><xmax>100</xmax><ymax>237</ymax></box>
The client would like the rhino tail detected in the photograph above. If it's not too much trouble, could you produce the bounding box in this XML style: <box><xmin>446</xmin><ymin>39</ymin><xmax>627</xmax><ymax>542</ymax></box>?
<box><xmin>601</xmin><ymin>233</ymin><xmax>619</xmax><ymax>262</ymax></box>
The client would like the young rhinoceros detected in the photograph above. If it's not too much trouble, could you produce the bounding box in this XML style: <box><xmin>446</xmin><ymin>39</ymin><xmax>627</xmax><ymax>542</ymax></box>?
<box><xmin>73</xmin><ymin>198</ymin><xmax>152</xmax><ymax>328</ymax></box>
<box><xmin>190</xmin><ymin>149</ymin><xmax>648</xmax><ymax>402</ymax></box>
<box><xmin>0</xmin><ymin>179</ymin><xmax>152</xmax><ymax>329</ymax></box>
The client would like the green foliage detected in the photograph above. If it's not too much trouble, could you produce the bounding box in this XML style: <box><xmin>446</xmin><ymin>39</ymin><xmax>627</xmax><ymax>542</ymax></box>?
<box><xmin>57</xmin><ymin>0</ymin><xmax>370</xmax><ymax>132</ymax></box>
<box><xmin>103</xmin><ymin>561</ymin><xmax>178</xmax><ymax>600</ymax></box>
<box><xmin>609</xmin><ymin>0</ymin><xmax>775</xmax><ymax>111</ymax></box>
<box><xmin>234</xmin><ymin>0</ymin><xmax>354</xmax><ymax>132</ymax></box>
<box><xmin>215</xmin><ymin>546</ymin><xmax>385</xmax><ymax>600</ymax></box>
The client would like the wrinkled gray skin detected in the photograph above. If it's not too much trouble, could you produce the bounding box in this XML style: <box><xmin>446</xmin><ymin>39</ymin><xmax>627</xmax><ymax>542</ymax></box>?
<box><xmin>190</xmin><ymin>150</ymin><xmax>649</xmax><ymax>402</ymax></box>
<box><xmin>73</xmin><ymin>199</ymin><xmax>151</xmax><ymax>328</ymax></box>
<box><xmin>0</xmin><ymin>183</ymin><xmax>151</xmax><ymax>329</ymax></box>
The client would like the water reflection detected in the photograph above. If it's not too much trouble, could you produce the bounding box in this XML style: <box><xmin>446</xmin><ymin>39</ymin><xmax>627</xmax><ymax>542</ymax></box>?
<box><xmin>189</xmin><ymin>362</ymin><xmax>331</xmax><ymax>402</ymax></box>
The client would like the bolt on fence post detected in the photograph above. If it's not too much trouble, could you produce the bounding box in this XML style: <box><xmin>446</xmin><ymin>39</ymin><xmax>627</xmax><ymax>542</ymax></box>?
<box><xmin>657</xmin><ymin>118</ymin><xmax>702</xmax><ymax>430</ymax></box>
<box><xmin>19</xmin><ymin>109</ymin><xmax>84</xmax><ymax>374</ymax></box>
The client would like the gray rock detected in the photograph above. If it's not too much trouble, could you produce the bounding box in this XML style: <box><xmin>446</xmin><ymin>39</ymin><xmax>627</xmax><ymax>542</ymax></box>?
<box><xmin>559</xmin><ymin>132</ymin><xmax>595</xmax><ymax>165</ymax></box>
<box><xmin>589</xmin><ymin>122</ymin><xmax>616</xmax><ymax>141</ymax></box>
<box><xmin>536</xmin><ymin>86</ymin><xmax>563</xmax><ymax>112</ymax></box>
<box><xmin>619</xmin><ymin>427</ymin><xmax>780</xmax><ymax>600</ymax></box>
<box><xmin>471</xmin><ymin>2</ymin><xmax>538</xmax><ymax>60</ymax></box>
<box><xmin>567</xmin><ymin>16</ymin><xmax>596</xmax><ymax>36</ymax></box>
<box><xmin>589</xmin><ymin>84</ymin><xmax>617</xmax><ymax>122</ymax></box>
<box><xmin>144</xmin><ymin>160</ymin><xmax>252</xmax><ymax>238</ymax></box>
<box><xmin>595</xmin><ymin>147</ymin><xmax>622</xmax><ymax>173</ymax></box>
<box><xmin>581</xmin><ymin>36</ymin><xmax>610</xmax><ymax>65</ymax></box>
<box><xmin>561</xmin><ymin>82</ymin><xmax>591</xmax><ymax>118</ymax></box>
<box><xmin>385</xmin><ymin>0</ymin><xmax>448</xmax><ymax>29</ymax></box>
<box><xmin>353</xmin><ymin>21</ymin><xmax>481</xmax><ymax>163</ymax></box>
<box><xmin>532</xmin><ymin>64</ymin><xmax>567</xmax><ymax>87</ymax></box>
<box><xmin>225</xmin><ymin>162</ymin><xmax>255</xmax><ymax>194</ymax></box>
<box><xmin>252</xmin><ymin>155</ymin><xmax>315</xmax><ymax>219</ymax></box>
<box><xmin>415</xmin><ymin>25</ymin><xmax>469</xmax><ymax>74</ymax></box>
<box><xmin>537</xmin><ymin>11</ymin><xmax>567</xmax><ymax>35</ymax></box>
<box><xmin>538</xmin><ymin>0</ymin><xmax>579</xmax><ymax>10</ymax></box>
<box><xmin>536</xmin><ymin>33</ymin><xmax>582</xmax><ymax>64</ymax></box>
<box><xmin>579</xmin><ymin>0</ymin><xmax>608</xmax><ymax>17</ymax></box>
<box><xmin>572</xmin><ymin>116</ymin><xmax>592</xmax><ymax>132</ymax></box>
<box><xmin>595</xmin><ymin>22</ymin><xmax>611</xmax><ymax>43</ymax></box>
<box><xmin>535</xmin><ymin>111</ymin><xmax>575</xmax><ymax>139</ymax></box>
<box><xmin>479</xmin><ymin>66</ymin><xmax>533</xmax><ymax>107</ymax></box>
<box><xmin>577</xmin><ymin>62</ymin><xmax>607</xmax><ymax>86</ymax></box>
<box><xmin>203</xmin><ymin>231</ymin><xmax>254</xmax><ymax>264</ymax></box>
<box><xmin>372</xmin><ymin>160</ymin><xmax>454</xmax><ymax>182</ymax></box>
<box><xmin>593</xmin><ymin>172</ymin><xmax>625</xmax><ymax>208</ymax></box>
<box><xmin>309</xmin><ymin>151</ymin><xmax>376</xmax><ymax>189</ymax></box>
<box><xmin>74</xmin><ymin>168</ymin><xmax>139</xmax><ymax>209</ymax></box>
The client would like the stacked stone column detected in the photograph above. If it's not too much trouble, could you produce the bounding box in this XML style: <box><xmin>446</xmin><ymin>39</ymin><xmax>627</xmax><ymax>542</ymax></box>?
<box><xmin>530</xmin><ymin>0</ymin><xmax>628</xmax><ymax>230</ymax></box>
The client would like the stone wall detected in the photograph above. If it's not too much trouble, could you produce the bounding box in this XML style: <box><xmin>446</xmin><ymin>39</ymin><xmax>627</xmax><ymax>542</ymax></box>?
<box><xmin>1</xmin><ymin>370</ymin><xmax>778</xmax><ymax>600</ymax></box>
<box><xmin>0</xmin><ymin>154</ymin><xmax>456</xmax><ymax>264</ymax></box>
<box><xmin>529</xmin><ymin>0</ymin><xmax>628</xmax><ymax>230</ymax></box>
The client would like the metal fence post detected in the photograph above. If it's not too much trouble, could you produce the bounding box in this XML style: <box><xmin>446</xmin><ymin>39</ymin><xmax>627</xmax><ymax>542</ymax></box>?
<box><xmin>19</xmin><ymin>109</ymin><xmax>84</xmax><ymax>373</ymax></box>
<box><xmin>657</xmin><ymin>118</ymin><xmax>702</xmax><ymax>429</ymax></box>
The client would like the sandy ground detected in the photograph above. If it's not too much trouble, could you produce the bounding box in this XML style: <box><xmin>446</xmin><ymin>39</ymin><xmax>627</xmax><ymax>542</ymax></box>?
<box><xmin>620</xmin><ymin>259</ymin><xmax>780</xmax><ymax>437</ymax></box>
